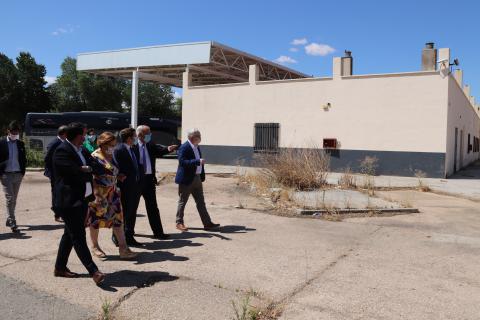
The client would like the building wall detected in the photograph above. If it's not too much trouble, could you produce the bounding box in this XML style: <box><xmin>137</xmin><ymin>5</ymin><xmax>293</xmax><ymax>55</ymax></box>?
<box><xmin>445</xmin><ymin>76</ymin><xmax>480</xmax><ymax>176</ymax></box>
<box><xmin>183</xmin><ymin>71</ymin><xmax>450</xmax><ymax>177</ymax></box>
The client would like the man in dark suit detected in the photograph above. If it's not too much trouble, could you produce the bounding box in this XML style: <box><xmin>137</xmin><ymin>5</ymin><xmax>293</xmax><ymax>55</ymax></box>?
<box><xmin>44</xmin><ymin>125</ymin><xmax>68</xmax><ymax>222</ymax></box>
<box><xmin>136</xmin><ymin>125</ymin><xmax>178</xmax><ymax>240</ymax></box>
<box><xmin>52</xmin><ymin>122</ymin><xmax>105</xmax><ymax>285</ymax></box>
<box><xmin>175</xmin><ymin>128</ymin><xmax>219</xmax><ymax>232</ymax></box>
<box><xmin>113</xmin><ymin>127</ymin><xmax>142</xmax><ymax>247</ymax></box>
<box><xmin>0</xmin><ymin>121</ymin><xmax>27</xmax><ymax>233</ymax></box>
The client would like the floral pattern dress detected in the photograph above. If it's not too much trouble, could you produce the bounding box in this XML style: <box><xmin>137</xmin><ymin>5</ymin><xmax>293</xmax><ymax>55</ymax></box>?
<box><xmin>87</xmin><ymin>149</ymin><xmax>123</xmax><ymax>228</ymax></box>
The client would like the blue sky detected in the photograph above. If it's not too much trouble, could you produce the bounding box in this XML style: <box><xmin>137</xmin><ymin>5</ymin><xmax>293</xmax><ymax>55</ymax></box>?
<box><xmin>1</xmin><ymin>0</ymin><xmax>479</xmax><ymax>99</ymax></box>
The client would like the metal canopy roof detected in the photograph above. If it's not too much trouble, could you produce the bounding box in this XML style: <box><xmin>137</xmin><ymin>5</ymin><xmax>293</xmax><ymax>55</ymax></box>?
<box><xmin>77</xmin><ymin>41</ymin><xmax>309</xmax><ymax>87</ymax></box>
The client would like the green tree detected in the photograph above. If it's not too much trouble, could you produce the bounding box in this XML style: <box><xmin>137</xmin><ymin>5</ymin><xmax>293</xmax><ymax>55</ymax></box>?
<box><xmin>16</xmin><ymin>52</ymin><xmax>50</xmax><ymax>115</ymax></box>
<box><xmin>123</xmin><ymin>82</ymin><xmax>177</xmax><ymax>117</ymax></box>
<box><xmin>0</xmin><ymin>53</ymin><xmax>21</xmax><ymax>129</ymax></box>
<box><xmin>0</xmin><ymin>52</ymin><xmax>50</xmax><ymax>130</ymax></box>
<box><xmin>50</xmin><ymin>57</ymin><xmax>126</xmax><ymax>112</ymax></box>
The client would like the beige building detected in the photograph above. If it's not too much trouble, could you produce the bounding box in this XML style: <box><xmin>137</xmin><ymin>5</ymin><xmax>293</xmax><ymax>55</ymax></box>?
<box><xmin>182</xmin><ymin>44</ymin><xmax>479</xmax><ymax>178</ymax></box>
<box><xmin>77</xmin><ymin>42</ymin><xmax>479</xmax><ymax>178</ymax></box>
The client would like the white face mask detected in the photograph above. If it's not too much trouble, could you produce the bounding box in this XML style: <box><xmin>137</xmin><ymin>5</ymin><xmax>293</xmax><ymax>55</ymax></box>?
<box><xmin>9</xmin><ymin>134</ymin><xmax>19</xmax><ymax>141</ymax></box>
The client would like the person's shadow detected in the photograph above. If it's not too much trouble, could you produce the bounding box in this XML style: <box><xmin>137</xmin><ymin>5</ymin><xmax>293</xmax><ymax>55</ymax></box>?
<box><xmin>99</xmin><ymin>270</ymin><xmax>178</xmax><ymax>292</ymax></box>
<box><xmin>180</xmin><ymin>225</ymin><xmax>256</xmax><ymax>241</ymax></box>
<box><xmin>20</xmin><ymin>224</ymin><xmax>64</xmax><ymax>232</ymax></box>
<box><xmin>0</xmin><ymin>231</ymin><xmax>31</xmax><ymax>241</ymax></box>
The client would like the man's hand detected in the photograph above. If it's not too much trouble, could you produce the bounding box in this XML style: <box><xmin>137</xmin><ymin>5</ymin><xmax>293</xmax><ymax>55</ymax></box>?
<box><xmin>167</xmin><ymin>145</ymin><xmax>179</xmax><ymax>152</ymax></box>
<box><xmin>200</xmin><ymin>159</ymin><xmax>206</xmax><ymax>165</ymax></box>
<box><xmin>117</xmin><ymin>173</ymin><xmax>126</xmax><ymax>182</ymax></box>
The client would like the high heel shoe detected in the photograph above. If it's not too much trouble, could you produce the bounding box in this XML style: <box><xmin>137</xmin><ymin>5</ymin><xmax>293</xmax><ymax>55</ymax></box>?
<box><xmin>91</xmin><ymin>247</ymin><xmax>107</xmax><ymax>258</ymax></box>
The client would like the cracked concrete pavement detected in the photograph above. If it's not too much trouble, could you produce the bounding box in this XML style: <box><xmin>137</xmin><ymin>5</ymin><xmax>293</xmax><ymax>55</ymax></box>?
<box><xmin>1</xmin><ymin>160</ymin><xmax>480</xmax><ymax>319</ymax></box>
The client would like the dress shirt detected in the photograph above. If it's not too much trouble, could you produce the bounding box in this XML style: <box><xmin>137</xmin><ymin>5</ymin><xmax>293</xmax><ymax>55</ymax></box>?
<box><xmin>67</xmin><ymin>140</ymin><xmax>92</xmax><ymax>197</ymax></box>
<box><xmin>188</xmin><ymin>140</ymin><xmax>202</xmax><ymax>175</ymax></box>
<box><xmin>5</xmin><ymin>137</ymin><xmax>20</xmax><ymax>173</ymax></box>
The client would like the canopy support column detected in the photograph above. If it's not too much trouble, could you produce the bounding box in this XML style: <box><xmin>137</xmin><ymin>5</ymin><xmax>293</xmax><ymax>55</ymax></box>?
<box><xmin>131</xmin><ymin>69</ymin><xmax>139</xmax><ymax>128</ymax></box>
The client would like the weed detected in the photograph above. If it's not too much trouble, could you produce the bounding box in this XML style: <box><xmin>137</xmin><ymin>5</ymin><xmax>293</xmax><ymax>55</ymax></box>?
<box><xmin>100</xmin><ymin>298</ymin><xmax>112</xmax><ymax>320</ymax></box>
<box><xmin>414</xmin><ymin>170</ymin><xmax>431</xmax><ymax>192</ymax></box>
<box><xmin>338</xmin><ymin>167</ymin><xmax>356</xmax><ymax>189</ymax></box>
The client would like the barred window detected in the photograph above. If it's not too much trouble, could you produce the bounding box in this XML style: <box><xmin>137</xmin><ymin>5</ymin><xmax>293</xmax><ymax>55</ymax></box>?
<box><xmin>254</xmin><ymin>123</ymin><xmax>279</xmax><ymax>153</ymax></box>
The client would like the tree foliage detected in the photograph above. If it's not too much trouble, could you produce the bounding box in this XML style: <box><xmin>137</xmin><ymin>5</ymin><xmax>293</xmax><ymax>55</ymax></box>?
<box><xmin>0</xmin><ymin>52</ymin><xmax>50</xmax><ymax>129</ymax></box>
<box><xmin>49</xmin><ymin>57</ymin><xmax>126</xmax><ymax>112</ymax></box>
<box><xmin>50</xmin><ymin>56</ymin><xmax>178</xmax><ymax>117</ymax></box>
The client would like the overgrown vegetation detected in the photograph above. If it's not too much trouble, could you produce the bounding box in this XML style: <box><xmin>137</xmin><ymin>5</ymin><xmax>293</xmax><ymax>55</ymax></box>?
<box><xmin>359</xmin><ymin>156</ymin><xmax>378</xmax><ymax>195</ymax></box>
<box><xmin>256</xmin><ymin>148</ymin><xmax>330</xmax><ymax>191</ymax></box>
<box><xmin>25</xmin><ymin>141</ymin><xmax>44</xmax><ymax>168</ymax></box>
<box><xmin>338</xmin><ymin>167</ymin><xmax>356</xmax><ymax>189</ymax></box>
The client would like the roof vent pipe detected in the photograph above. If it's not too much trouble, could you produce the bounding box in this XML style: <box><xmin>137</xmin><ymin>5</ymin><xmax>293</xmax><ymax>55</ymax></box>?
<box><xmin>341</xmin><ymin>50</ymin><xmax>353</xmax><ymax>76</ymax></box>
<box><xmin>422</xmin><ymin>42</ymin><xmax>437</xmax><ymax>71</ymax></box>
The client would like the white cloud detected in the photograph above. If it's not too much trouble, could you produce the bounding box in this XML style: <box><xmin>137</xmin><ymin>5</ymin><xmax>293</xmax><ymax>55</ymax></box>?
<box><xmin>291</xmin><ymin>38</ymin><xmax>308</xmax><ymax>46</ymax></box>
<box><xmin>44</xmin><ymin>76</ymin><xmax>57</xmax><ymax>86</ymax></box>
<box><xmin>305</xmin><ymin>42</ymin><xmax>335</xmax><ymax>56</ymax></box>
<box><xmin>289</xmin><ymin>47</ymin><xmax>299</xmax><ymax>52</ymax></box>
<box><xmin>274</xmin><ymin>55</ymin><xmax>298</xmax><ymax>64</ymax></box>
<box><xmin>51</xmin><ymin>25</ymin><xmax>77</xmax><ymax>36</ymax></box>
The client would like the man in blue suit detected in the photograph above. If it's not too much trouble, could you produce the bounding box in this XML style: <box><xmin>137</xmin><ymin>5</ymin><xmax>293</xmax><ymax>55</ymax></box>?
<box><xmin>44</xmin><ymin>125</ymin><xmax>68</xmax><ymax>222</ymax></box>
<box><xmin>175</xmin><ymin>128</ymin><xmax>219</xmax><ymax>232</ymax></box>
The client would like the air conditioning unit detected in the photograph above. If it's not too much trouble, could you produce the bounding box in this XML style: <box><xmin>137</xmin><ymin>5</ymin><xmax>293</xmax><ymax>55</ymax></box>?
<box><xmin>323</xmin><ymin>138</ymin><xmax>337</xmax><ymax>149</ymax></box>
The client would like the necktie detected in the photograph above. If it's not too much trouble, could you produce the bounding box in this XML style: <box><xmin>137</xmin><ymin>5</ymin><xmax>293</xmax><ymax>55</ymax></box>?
<box><xmin>142</xmin><ymin>145</ymin><xmax>147</xmax><ymax>174</ymax></box>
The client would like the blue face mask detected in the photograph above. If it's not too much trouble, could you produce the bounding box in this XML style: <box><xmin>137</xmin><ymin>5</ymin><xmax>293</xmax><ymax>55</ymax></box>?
<box><xmin>87</xmin><ymin>135</ymin><xmax>96</xmax><ymax>142</ymax></box>
<box><xmin>144</xmin><ymin>134</ymin><xmax>152</xmax><ymax>143</ymax></box>
<box><xmin>133</xmin><ymin>138</ymin><xmax>139</xmax><ymax>145</ymax></box>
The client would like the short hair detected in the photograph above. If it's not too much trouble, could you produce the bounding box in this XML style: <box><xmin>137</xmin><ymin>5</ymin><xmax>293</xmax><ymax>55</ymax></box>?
<box><xmin>97</xmin><ymin>131</ymin><xmax>116</xmax><ymax>147</ymax></box>
<box><xmin>87</xmin><ymin>128</ymin><xmax>95</xmax><ymax>135</ymax></box>
<box><xmin>66</xmin><ymin>122</ymin><xmax>86</xmax><ymax>141</ymax></box>
<box><xmin>8</xmin><ymin>121</ymin><xmax>21</xmax><ymax>131</ymax></box>
<box><xmin>57</xmin><ymin>125</ymin><xmax>68</xmax><ymax>136</ymax></box>
<box><xmin>136</xmin><ymin>125</ymin><xmax>150</xmax><ymax>136</ymax></box>
<box><xmin>187</xmin><ymin>128</ymin><xmax>201</xmax><ymax>139</ymax></box>
<box><xmin>119</xmin><ymin>127</ymin><xmax>136</xmax><ymax>143</ymax></box>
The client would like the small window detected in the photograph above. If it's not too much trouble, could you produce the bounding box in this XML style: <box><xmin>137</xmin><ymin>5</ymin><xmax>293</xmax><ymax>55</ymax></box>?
<box><xmin>254</xmin><ymin>123</ymin><xmax>279</xmax><ymax>153</ymax></box>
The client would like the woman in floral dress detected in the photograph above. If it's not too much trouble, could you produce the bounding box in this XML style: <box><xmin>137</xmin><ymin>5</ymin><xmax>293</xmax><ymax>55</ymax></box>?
<box><xmin>87</xmin><ymin>132</ymin><xmax>137</xmax><ymax>260</ymax></box>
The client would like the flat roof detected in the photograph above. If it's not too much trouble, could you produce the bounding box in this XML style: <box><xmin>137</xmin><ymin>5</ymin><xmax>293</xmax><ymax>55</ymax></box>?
<box><xmin>77</xmin><ymin>41</ymin><xmax>309</xmax><ymax>87</ymax></box>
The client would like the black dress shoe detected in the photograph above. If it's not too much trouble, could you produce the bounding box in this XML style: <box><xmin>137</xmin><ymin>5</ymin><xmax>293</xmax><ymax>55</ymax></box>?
<box><xmin>126</xmin><ymin>238</ymin><xmax>143</xmax><ymax>247</ymax></box>
<box><xmin>111</xmin><ymin>234</ymin><xmax>119</xmax><ymax>247</ymax></box>
<box><xmin>153</xmin><ymin>233</ymin><xmax>170</xmax><ymax>240</ymax></box>
<box><xmin>204</xmin><ymin>223</ymin><xmax>220</xmax><ymax>231</ymax></box>
<box><xmin>54</xmin><ymin>268</ymin><xmax>78</xmax><ymax>278</ymax></box>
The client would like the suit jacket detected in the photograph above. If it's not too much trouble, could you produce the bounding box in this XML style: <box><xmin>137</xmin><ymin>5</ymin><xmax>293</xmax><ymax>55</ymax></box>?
<box><xmin>0</xmin><ymin>138</ymin><xmax>26</xmax><ymax>175</ymax></box>
<box><xmin>175</xmin><ymin>141</ymin><xmax>205</xmax><ymax>185</ymax></box>
<box><xmin>136</xmin><ymin>142</ymin><xmax>171</xmax><ymax>182</ymax></box>
<box><xmin>113</xmin><ymin>143</ymin><xmax>141</xmax><ymax>190</ymax></box>
<box><xmin>52</xmin><ymin>141</ymin><xmax>103</xmax><ymax>209</ymax></box>
<box><xmin>44</xmin><ymin>137</ymin><xmax>63</xmax><ymax>179</ymax></box>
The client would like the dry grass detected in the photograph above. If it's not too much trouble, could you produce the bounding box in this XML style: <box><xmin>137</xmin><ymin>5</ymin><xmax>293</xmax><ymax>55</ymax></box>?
<box><xmin>338</xmin><ymin>167</ymin><xmax>356</xmax><ymax>189</ymax></box>
<box><xmin>359</xmin><ymin>156</ymin><xmax>379</xmax><ymax>195</ymax></box>
<box><xmin>414</xmin><ymin>170</ymin><xmax>431</xmax><ymax>192</ymax></box>
<box><xmin>255</xmin><ymin>148</ymin><xmax>330</xmax><ymax>191</ymax></box>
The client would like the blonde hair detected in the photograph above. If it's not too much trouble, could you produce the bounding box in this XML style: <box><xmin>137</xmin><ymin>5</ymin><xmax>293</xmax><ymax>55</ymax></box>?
<box><xmin>97</xmin><ymin>131</ymin><xmax>116</xmax><ymax>147</ymax></box>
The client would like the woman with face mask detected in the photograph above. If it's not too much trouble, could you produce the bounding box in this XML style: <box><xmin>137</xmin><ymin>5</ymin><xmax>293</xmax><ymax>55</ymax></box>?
<box><xmin>83</xmin><ymin>129</ymin><xmax>97</xmax><ymax>154</ymax></box>
<box><xmin>86</xmin><ymin>132</ymin><xmax>137</xmax><ymax>260</ymax></box>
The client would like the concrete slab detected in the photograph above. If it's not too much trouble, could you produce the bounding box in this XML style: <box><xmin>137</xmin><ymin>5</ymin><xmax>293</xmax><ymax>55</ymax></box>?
<box><xmin>292</xmin><ymin>189</ymin><xmax>401</xmax><ymax>209</ymax></box>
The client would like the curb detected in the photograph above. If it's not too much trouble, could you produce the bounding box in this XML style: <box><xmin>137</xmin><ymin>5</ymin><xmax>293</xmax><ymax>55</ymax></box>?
<box><xmin>299</xmin><ymin>208</ymin><xmax>419</xmax><ymax>215</ymax></box>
